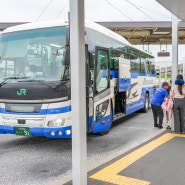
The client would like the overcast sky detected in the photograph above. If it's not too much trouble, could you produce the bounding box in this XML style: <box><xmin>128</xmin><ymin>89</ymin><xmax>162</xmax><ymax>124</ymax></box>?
<box><xmin>0</xmin><ymin>0</ymin><xmax>172</xmax><ymax>22</ymax></box>
<box><xmin>1</xmin><ymin>0</ymin><xmax>184</xmax><ymax>66</ymax></box>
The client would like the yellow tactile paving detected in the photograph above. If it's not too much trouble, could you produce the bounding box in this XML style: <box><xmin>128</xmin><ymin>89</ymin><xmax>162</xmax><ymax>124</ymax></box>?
<box><xmin>90</xmin><ymin>133</ymin><xmax>185</xmax><ymax>185</ymax></box>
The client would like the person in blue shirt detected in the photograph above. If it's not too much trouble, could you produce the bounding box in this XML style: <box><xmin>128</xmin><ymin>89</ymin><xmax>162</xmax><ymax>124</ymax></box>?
<box><xmin>151</xmin><ymin>82</ymin><xmax>170</xmax><ymax>129</ymax></box>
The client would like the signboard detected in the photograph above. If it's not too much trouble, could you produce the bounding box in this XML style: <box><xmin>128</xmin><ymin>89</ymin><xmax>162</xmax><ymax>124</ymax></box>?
<box><xmin>157</xmin><ymin>52</ymin><xmax>170</xmax><ymax>57</ymax></box>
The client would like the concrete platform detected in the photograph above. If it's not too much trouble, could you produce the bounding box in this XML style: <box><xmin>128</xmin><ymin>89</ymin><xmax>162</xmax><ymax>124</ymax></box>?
<box><xmin>64</xmin><ymin>131</ymin><xmax>185</xmax><ymax>185</ymax></box>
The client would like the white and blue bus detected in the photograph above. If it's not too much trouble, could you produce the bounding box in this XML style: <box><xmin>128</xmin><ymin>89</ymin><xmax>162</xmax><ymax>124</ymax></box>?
<box><xmin>0</xmin><ymin>20</ymin><xmax>156</xmax><ymax>138</ymax></box>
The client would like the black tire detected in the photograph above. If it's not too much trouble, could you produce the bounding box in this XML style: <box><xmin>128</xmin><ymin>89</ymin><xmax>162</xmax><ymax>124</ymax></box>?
<box><xmin>141</xmin><ymin>93</ymin><xmax>149</xmax><ymax>113</ymax></box>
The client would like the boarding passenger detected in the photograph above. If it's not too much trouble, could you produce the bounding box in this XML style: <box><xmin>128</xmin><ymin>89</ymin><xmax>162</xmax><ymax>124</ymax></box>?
<box><xmin>171</xmin><ymin>75</ymin><xmax>185</xmax><ymax>134</ymax></box>
<box><xmin>161</xmin><ymin>95</ymin><xmax>173</xmax><ymax>130</ymax></box>
<box><xmin>151</xmin><ymin>82</ymin><xmax>170</xmax><ymax>129</ymax></box>
<box><xmin>165</xmin><ymin>79</ymin><xmax>173</xmax><ymax>129</ymax></box>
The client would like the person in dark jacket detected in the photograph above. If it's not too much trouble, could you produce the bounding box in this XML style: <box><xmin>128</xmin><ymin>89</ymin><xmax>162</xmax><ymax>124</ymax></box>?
<box><xmin>151</xmin><ymin>82</ymin><xmax>170</xmax><ymax>129</ymax></box>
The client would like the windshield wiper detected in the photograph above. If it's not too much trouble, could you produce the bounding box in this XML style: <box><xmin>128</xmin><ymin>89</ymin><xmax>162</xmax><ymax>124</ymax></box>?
<box><xmin>18</xmin><ymin>79</ymin><xmax>57</xmax><ymax>89</ymax></box>
<box><xmin>4</xmin><ymin>76</ymin><xmax>30</xmax><ymax>80</ymax></box>
<box><xmin>0</xmin><ymin>76</ymin><xmax>30</xmax><ymax>87</ymax></box>
<box><xmin>18</xmin><ymin>79</ymin><xmax>68</xmax><ymax>89</ymax></box>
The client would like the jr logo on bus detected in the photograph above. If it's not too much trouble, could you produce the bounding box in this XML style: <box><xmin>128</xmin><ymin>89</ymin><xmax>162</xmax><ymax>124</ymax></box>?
<box><xmin>17</xmin><ymin>88</ymin><xmax>27</xmax><ymax>96</ymax></box>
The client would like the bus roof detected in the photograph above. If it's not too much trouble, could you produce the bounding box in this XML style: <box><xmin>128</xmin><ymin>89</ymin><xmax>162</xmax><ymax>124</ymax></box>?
<box><xmin>2</xmin><ymin>20</ymin><xmax>153</xmax><ymax>57</ymax></box>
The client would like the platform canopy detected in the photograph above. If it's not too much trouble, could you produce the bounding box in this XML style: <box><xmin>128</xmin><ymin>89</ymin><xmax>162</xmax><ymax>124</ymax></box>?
<box><xmin>97</xmin><ymin>21</ymin><xmax>185</xmax><ymax>45</ymax></box>
<box><xmin>156</xmin><ymin>0</ymin><xmax>185</xmax><ymax>22</ymax></box>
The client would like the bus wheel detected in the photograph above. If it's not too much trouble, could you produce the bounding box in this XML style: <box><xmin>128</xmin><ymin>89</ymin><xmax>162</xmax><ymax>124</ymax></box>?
<box><xmin>141</xmin><ymin>93</ymin><xmax>149</xmax><ymax>113</ymax></box>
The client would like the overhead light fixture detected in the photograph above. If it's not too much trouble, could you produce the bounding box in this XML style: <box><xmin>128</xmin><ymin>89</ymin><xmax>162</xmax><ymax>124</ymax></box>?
<box><xmin>153</xmin><ymin>32</ymin><xmax>170</xmax><ymax>35</ymax></box>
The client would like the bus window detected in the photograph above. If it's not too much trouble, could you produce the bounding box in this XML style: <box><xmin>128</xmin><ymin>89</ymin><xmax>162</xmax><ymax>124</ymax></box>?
<box><xmin>95</xmin><ymin>50</ymin><xmax>109</xmax><ymax>93</ymax></box>
<box><xmin>112</xmin><ymin>49</ymin><xmax>120</xmax><ymax>70</ymax></box>
<box><xmin>0</xmin><ymin>26</ymin><xmax>66</xmax><ymax>82</ymax></box>
<box><xmin>89</xmin><ymin>52</ymin><xmax>95</xmax><ymax>69</ymax></box>
<box><xmin>130</xmin><ymin>54</ymin><xmax>140</xmax><ymax>73</ymax></box>
<box><xmin>88</xmin><ymin>52</ymin><xmax>95</xmax><ymax>79</ymax></box>
<box><xmin>150</xmin><ymin>58</ymin><xmax>155</xmax><ymax>74</ymax></box>
<box><xmin>145</xmin><ymin>60</ymin><xmax>150</xmax><ymax>74</ymax></box>
<box><xmin>140</xmin><ymin>57</ymin><xmax>146</xmax><ymax>74</ymax></box>
<box><xmin>129</xmin><ymin>48</ymin><xmax>140</xmax><ymax>73</ymax></box>
<box><xmin>109</xmin><ymin>48</ymin><xmax>114</xmax><ymax>70</ymax></box>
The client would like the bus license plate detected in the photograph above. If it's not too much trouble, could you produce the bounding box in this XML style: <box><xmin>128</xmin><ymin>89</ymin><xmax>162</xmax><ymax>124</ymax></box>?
<box><xmin>15</xmin><ymin>127</ymin><xmax>30</xmax><ymax>136</ymax></box>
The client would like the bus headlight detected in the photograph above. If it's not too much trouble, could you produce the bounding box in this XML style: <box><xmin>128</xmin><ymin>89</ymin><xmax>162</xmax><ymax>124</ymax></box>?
<box><xmin>50</xmin><ymin>131</ymin><xmax>55</xmax><ymax>136</ymax></box>
<box><xmin>65</xmin><ymin>130</ymin><xmax>71</xmax><ymax>135</ymax></box>
<box><xmin>96</xmin><ymin>100</ymin><xmax>109</xmax><ymax>121</ymax></box>
<box><xmin>47</xmin><ymin>118</ymin><xmax>65</xmax><ymax>127</ymax></box>
<box><xmin>58</xmin><ymin>131</ymin><xmax>63</xmax><ymax>136</ymax></box>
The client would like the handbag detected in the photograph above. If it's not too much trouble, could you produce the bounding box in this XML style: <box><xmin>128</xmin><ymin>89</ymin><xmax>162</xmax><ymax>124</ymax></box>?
<box><xmin>161</xmin><ymin>98</ymin><xmax>173</xmax><ymax>111</ymax></box>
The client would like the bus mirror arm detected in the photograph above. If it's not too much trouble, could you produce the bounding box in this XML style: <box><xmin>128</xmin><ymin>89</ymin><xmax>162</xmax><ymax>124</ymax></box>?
<box><xmin>63</xmin><ymin>47</ymin><xmax>70</xmax><ymax>65</ymax></box>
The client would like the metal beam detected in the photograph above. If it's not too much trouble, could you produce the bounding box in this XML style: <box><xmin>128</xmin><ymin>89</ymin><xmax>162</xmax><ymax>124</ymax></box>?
<box><xmin>171</xmin><ymin>14</ymin><xmax>178</xmax><ymax>85</ymax></box>
<box><xmin>97</xmin><ymin>21</ymin><xmax>171</xmax><ymax>28</ymax></box>
<box><xmin>1</xmin><ymin>21</ymin><xmax>185</xmax><ymax>30</ymax></box>
<box><xmin>70</xmin><ymin>0</ymin><xmax>87</xmax><ymax>184</ymax></box>
<box><xmin>97</xmin><ymin>21</ymin><xmax>185</xmax><ymax>28</ymax></box>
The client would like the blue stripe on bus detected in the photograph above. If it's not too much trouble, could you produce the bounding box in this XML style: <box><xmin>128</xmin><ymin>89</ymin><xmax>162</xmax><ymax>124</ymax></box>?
<box><xmin>110</xmin><ymin>70</ymin><xmax>118</xmax><ymax>78</ymax></box>
<box><xmin>125</xmin><ymin>85</ymin><xmax>156</xmax><ymax>115</ymax></box>
<box><xmin>102</xmin><ymin>70</ymin><xmax>119</xmax><ymax>78</ymax></box>
<box><xmin>107</xmin><ymin>71</ymin><xmax>156</xmax><ymax>79</ymax></box>
<box><xmin>46</xmin><ymin>106</ymin><xmax>71</xmax><ymax>114</ymax></box>
<box><xmin>0</xmin><ymin>106</ymin><xmax>71</xmax><ymax>115</ymax></box>
<box><xmin>131</xmin><ymin>72</ymin><xmax>156</xmax><ymax>78</ymax></box>
<box><xmin>119</xmin><ymin>78</ymin><xmax>131</xmax><ymax>91</ymax></box>
<box><xmin>0</xmin><ymin>125</ymin><xmax>72</xmax><ymax>138</ymax></box>
<box><xmin>126</xmin><ymin>101</ymin><xmax>144</xmax><ymax>115</ymax></box>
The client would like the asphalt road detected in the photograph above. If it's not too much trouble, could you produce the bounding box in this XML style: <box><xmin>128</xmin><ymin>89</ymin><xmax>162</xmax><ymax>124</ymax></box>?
<box><xmin>0</xmin><ymin>109</ymin><xmax>164</xmax><ymax>185</ymax></box>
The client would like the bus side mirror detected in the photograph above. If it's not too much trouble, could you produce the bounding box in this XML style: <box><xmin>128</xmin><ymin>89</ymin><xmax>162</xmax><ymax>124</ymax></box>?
<box><xmin>63</xmin><ymin>47</ymin><xmax>70</xmax><ymax>65</ymax></box>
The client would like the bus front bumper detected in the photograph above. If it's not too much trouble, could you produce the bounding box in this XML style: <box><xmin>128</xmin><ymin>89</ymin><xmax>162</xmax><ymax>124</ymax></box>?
<box><xmin>0</xmin><ymin>125</ymin><xmax>72</xmax><ymax>138</ymax></box>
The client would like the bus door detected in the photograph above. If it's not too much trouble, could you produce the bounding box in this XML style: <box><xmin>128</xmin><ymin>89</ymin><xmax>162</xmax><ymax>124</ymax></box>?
<box><xmin>92</xmin><ymin>47</ymin><xmax>112</xmax><ymax>134</ymax></box>
<box><xmin>86</xmin><ymin>45</ymin><xmax>94</xmax><ymax>133</ymax></box>
<box><xmin>119</xmin><ymin>57</ymin><xmax>131</xmax><ymax>92</ymax></box>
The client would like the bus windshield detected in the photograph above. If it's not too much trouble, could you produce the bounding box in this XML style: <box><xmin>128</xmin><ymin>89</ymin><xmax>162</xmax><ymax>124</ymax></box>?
<box><xmin>0</xmin><ymin>26</ymin><xmax>69</xmax><ymax>83</ymax></box>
